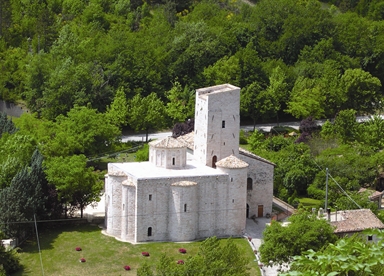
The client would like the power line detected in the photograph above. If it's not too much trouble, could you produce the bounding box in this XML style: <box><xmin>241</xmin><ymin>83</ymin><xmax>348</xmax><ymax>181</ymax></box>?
<box><xmin>311</xmin><ymin>158</ymin><xmax>362</xmax><ymax>209</ymax></box>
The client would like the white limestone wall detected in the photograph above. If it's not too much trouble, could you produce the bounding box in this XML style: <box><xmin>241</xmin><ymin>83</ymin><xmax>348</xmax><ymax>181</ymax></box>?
<box><xmin>135</xmin><ymin>178</ymin><xmax>172</xmax><ymax>242</ymax></box>
<box><xmin>196</xmin><ymin>174</ymin><xmax>229</xmax><ymax>238</ymax></box>
<box><xmin>239</xmin><ymin>154</ymin><xmax>274</xmax><ymax>217</ymax></box>
<box><xmin>105</xmin><ymin>171</ymin><xmax>127</xmax><ymax>237</ymax></box>
<box><xmin>131</xmin><ymin>173</ymin><xmax>242</xmax><ymax>242</ymax></box>
<box><xmin>194</xmin><ymin>84</ymin><xmax>240</xmax><ymax>167</ymax></box>
<box><xmin>168</xmin><ymin>183</ymin><xmax>198</xmax><ymax>241</ymax></box>
<box><xmin>216</xmin><ymin>166</ymin><xmax>248</xmax><ymax>236</ymax></box>
<box><xmin>165</xmin><ymin>149</ymin><xmax>186</xmax><ymax>169</ymax></box>
<box><xmin>120</xmin><ymin>179</ymin><xmax>136</xmax><ymax>242</ymax></box>
<box><xmin>194</xmin><ymin>95</ymin><xmax>208</xmax><ymax>165</ymax></box>
<box><xmin>150</xmin><ymin>148</ymin><xmax>187</xmax><ymax>169</ymax></box>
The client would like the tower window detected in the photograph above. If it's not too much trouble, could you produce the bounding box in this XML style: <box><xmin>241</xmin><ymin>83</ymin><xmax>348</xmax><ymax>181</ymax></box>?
<box><xmin>231</xmin><ymin>177</ymin><xmax>233</xmax><ymax>182</ymax></box>
<box><xmin>148</xmin><ymin>227</ymin><xmax>152</xmax><ymax>237</ymax></box>
<box><xmin>149</xmin><ymin>194</ymin><xmax>152</xmax><ymax>201</ymax></box>
<box><xmin>247</xmin><ymin>178</ymin><xmax>253</xmax><ymax>190</ymax></box>
<box><xmin>222</xmin><ymin>120</ymin><xmax>225</xmax><ymax>128</ymax></box>
<box><xmin>172</xmin><ymin>157</ymin><xmax>175</xmax><ymax>165</ymax></box>
<box><xmin>184</xmin><ymin>204</ymin><xmax>187</xmax><ymax>212</ymax></box>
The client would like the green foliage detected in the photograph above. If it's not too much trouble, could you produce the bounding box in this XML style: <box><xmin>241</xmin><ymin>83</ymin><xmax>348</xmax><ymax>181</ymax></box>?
<box><xmin>239</xmin><ymin>129</ymin><xmax>248</xmax><ymax>145</ymax></box>
<box><xmin>105</xmin><ymin>87</ymin><xmax>129</xmax><ymax>128</ymax></box>
<box><xmin>0</xmin><ymin>112</ymin><xmax>16</xmax><ymax>137</ymax></box>
<box><xmin>135</xmin><ymin>144</ymin><xmax>149</xmax><ymax>162</ymax></box>
<box><xmin>259</xmin><ymin>210</ymin><xmax>337</xmax><ymax>265</ymax></box>
<box><xmin>128</xmin><ymin>93</ymin><xmax>167</xmax><ymax>142</ymax></box>
<box><xmin>44</xmin><ymin>155</ymin><xmax>101</xmax><ymax>217</ymax></box>
<box><xmin>0</xmin><ymin>161</ymin><xmax>45</xmax><ymax>239</ymax></box>
<box><xmin>139</xmin><ymin>236</ymin><xmax>250</xmax><ymax>275</ymax></box>
<box><xmin>165</xmin><ymin>81</ymin><xmax>195</xmax><ymax>123</ymax></box>
<box><xmin>283</xmin><ymin>229</ymin><xmax>384</xmax><ymax>275</ymax></box>
<box><xmin>0</xmin><ymin>245</ymin><xmax>20</xmax><ymax>275</ymax></box>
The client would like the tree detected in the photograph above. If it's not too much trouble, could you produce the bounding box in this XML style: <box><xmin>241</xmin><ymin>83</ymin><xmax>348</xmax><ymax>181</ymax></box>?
<box><xmin>358</xmin><ymin>115</ymin><xmax>384</xmax><ymax>149</ymax></box>
<box><xmin>333</xmin><ymin>109</ymin><xmax>359</xmax><ymax>143</ymax></box>
<box><xmin>44</xmin><ymin>155</ymin><xmax>101</xmax><ymax>218</ymax></box>
<box><xmin>165</xmin><ymin>81</ymin><xmax>195</xmax><ymax>124</ymax></box>
<box><xmin>340</xmin><ymin>68</ymin><xmax>382</xmax><ymax>114</ymax></box>
<box><xmin>46</xmin><ymin>105</ymin><xmax>120</xmax><ymax>157</ymax></box>
<box><xmin>282</xmin><ymin>229</ymin><xmax>384</xmax><ymax>275</ymax></box>
<box><xmin>128</xmin><ymin>93</ymin><xmax>167</xmax><ymax>142</ymax></box>
<box><xmin>241</xmin><ymin>82</ymin><xmax>275</xmax><ymax>131</ymax></box>
<box><xmin>286</xmin><ymin>76</ymin><xmax>326</xmax><ymax>119</ymax></box>
<box><xmin>0</xmin><ymin>112</ymin><xmax>16</xmax><ymax>138</ymax></box>
<box><xmin>259</xmin><ymin>210</ymin><xmax>337</xmax><ymax>265</ymax></box>
<box><xmin>105</xmin><ymin>87</ymin><xmax>129</xmax><ymax>128</ymax></box>
<box><xmin>0</xmin><ymin>163</ymin><xmax>45</xmax><ymax>239</ymax></box>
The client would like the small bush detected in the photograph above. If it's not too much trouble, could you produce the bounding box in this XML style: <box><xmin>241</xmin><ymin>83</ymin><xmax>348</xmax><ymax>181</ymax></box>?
<box><xmin>135</xmin><ymin>144</ymin><xmax>149</xmax><ymax>161</ymax></box>
<box><xmin>239</xmin><ymin>130</ymin><xmax>248</xmax><ymax>145</ymax></box>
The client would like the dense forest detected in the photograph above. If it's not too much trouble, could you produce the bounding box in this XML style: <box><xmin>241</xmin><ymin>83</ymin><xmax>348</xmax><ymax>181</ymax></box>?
<box><xmin>1</xmin><ymin>0</ymin><xmax>384</xmax><ymax>250</ymax></box>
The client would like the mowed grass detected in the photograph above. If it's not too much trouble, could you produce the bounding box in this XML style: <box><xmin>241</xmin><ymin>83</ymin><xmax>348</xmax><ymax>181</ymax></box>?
<box><xmin>299</xmin><ymin>197</ymin><xmax>322</xmax><ymax>209</ymax></box>
<box><xmin>13</xmin><ymin>223</ymin><xmax>260</xmax><ymax>276</ymax></box>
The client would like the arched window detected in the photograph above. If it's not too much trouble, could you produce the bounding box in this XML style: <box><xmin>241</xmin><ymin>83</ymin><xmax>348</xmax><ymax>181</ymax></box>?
<box><xmin>212</xmin><ymin>156</ymin><xmax>217</xmax><ymax>168</ymax></box>
<box><xmin>147</xmin><ymin>227</ymin><xmax>152</xmax><ymax>237</ymax></box>
<box><xmin>172</xmin><ymin>157</ymin><xmax>175</xmax><ymax>165</ymax></box>
<box><xmin>247</xmin><ymin>178</ymin><xmax>253</xmax><ymax>190</ymax></box>
<box><xmin>184</xmin><ymin>204</ymin><xmax>187</xmax><ymax>212</ymax></box>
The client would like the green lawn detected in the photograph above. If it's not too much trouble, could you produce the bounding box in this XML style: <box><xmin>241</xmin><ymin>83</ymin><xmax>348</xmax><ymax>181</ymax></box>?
<box><xmin>299</xmin><ymin>197</ymin><xmax>322</xmax><ymax>209</ymax></box>
<box><xmin>13</xmin><ymin>223</ymin><xmax>260</xmax><ymax>276</ymax></box>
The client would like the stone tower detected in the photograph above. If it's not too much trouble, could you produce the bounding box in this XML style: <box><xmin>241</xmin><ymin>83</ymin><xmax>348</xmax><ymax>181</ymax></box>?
<box><xmin>194</xmin><ymin>84</ymin><xmax>240</xmax><ymax>167</ymax></box>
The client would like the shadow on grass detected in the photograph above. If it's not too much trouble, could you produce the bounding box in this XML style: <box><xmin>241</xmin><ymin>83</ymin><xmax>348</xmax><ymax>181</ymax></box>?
<box><xmin>18</xmin><ymin>223</ymin><xmax>100</xmax><ymax>254</ymax></box>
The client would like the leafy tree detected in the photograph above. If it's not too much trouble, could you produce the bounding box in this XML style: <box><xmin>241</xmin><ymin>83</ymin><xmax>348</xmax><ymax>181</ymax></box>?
<box><xmin>165</xmin><ymin>81</ymin><xmax>195</xmax><ymax>123</ymax></box>
<box><xmin>44</xmin><ymin>155</ymin><xmax>101</xmax><ymax>218</ymax></box>
<box><xmin>105</xmin><ymin>87</ymin><xmax>129</xmax><ymax>128</ymax></box>
<box><xmin>128</xmin><ymin>93</ymin><xmax>167</xmax><ymax>142</ymax></box>
<box><xmin>48</xmin><ymin>105</ymin><xmax>120</xmax><ymax>157</ymax></box>
<box><xmin>286</xmin><ymin>76</ymin><xmax>326</xmax><ymax>119</ymax></box>
<box><xmin>339</xmin><ymin>68</ymin><xmax>382</xmax><ymax>114</ymax></box>
<box><xmin>259</xmin><ymin>210</ymin><xmax>337</xmax><ymax>265</ymax></box>
<box><xmin>333</xmin><ymin>109</ymin><xmax>359</xmax><ymax>143</ymax></box>
<box><xmin>358</xmin><ymin>115</ymin><xmax>384</xmax><ymax>149</ymax></box>
<box><xmin>283</xmin><ymin>229</ymin><xmax>384</xmax><ymax>275</ymax></box>
<box><xmin>0</xmin><ymin>133</ymin><xmax>36</xmax><ymax>189</ymax></box>
<box><xmin>203</xmin><ymin>55</ymin><xmax>240</xmax><ymax>86</ymax></box>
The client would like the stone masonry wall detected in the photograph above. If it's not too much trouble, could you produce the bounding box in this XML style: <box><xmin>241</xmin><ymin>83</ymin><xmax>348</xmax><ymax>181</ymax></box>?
<box><xmin>239</xmin><ymin>154</ymin><xmax>274</xmax><ymax>218</ymax></box>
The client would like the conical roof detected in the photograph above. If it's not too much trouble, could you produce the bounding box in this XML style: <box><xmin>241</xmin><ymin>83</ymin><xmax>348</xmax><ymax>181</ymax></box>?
<box><xmin>149</xmin><ymin>136</ymin><xmax>187</xmax><ymax>149</ymax></box>
<box><xmin>215</xmin><ymin>155</ymin><xmax>248</xmax><ymax>169</ymax></box>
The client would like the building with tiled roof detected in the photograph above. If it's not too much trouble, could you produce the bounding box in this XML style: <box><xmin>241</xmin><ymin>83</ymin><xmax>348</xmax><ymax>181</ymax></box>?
<box><xmin>105</xmin><ymin>84</ymin><xmax>275</xmax><ymax>243</ymax></box>
<box><xmin>330</xmin><ymin>209</ymin><xmax>384</xmax><ymax>240</ymax></box>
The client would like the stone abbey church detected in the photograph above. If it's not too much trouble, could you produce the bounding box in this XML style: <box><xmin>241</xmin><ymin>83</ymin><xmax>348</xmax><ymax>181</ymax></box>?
<box><xmin>105</xmin><ymin>84</ymin><xmax>275</xmax><ymax>243</ymax></box>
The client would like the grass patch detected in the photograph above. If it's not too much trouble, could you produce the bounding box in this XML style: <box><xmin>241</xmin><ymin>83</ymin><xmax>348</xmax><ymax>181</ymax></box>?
<box><xmin>299</xmin><ymin>197</ymin><xmax>322</xmax><ymax>209</ymax></box>
<box><xmin>14</xmin><ymin>224</ymin><xmax>260</xmax><ymax>276</ymax></box>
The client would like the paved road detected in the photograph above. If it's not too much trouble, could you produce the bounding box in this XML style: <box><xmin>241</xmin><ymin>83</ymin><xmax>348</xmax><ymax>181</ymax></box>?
<box><xmin>121</xmin><ymin>115</ymin><xmax>376</xmax><ymax>142</ymax></box>
<box><xmin>121</xmin><ymin>121</ymin><xmax>301</xmax><ymax>142</ymax></box>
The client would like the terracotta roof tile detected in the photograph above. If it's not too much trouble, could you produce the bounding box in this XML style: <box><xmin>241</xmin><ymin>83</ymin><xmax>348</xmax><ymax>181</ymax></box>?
<box><xmin>149</xmin><ymin>136</ymin><xmax>187</xmax><ymax>149</ymax></box>
<box><xmin>216</xmin><ymin>155</ymin><xmax>249</xmax><ymax>169</ymax></box>
<box><xmin>330</xmin><ymin>209</ymin><xmax>384</xmax><ymax>233</ymax></box>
